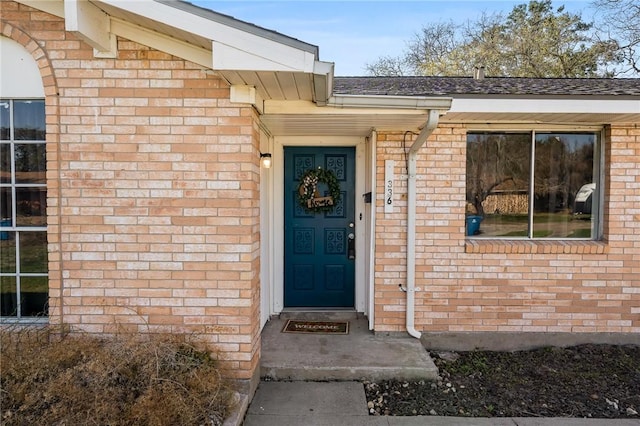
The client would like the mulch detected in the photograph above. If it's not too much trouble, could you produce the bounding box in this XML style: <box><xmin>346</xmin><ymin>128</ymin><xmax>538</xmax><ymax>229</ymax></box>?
<box><xmin>364</xmin><ymin>344</ymin><xmax>640</xmax><ymax>418</ymax></box>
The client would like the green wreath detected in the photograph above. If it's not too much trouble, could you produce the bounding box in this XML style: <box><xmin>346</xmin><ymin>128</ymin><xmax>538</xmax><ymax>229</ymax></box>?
<box><xmin>297</xmin><ymin>168</ymin><xmax>341</xmax><ymax>213</ymax></box>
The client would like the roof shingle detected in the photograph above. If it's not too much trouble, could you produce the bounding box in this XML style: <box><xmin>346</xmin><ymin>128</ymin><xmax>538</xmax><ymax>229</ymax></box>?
<box><xmin>333</xmin><ymin>76</ymin><xmax>640</xmax><ymax>97</ymax></box>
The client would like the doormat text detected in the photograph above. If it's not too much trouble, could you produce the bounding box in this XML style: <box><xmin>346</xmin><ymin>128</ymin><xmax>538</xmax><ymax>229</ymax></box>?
<box><xmin>282</xmin><ymin>320</ymin><xmax>349</xmax><ymax>334</ymax></box>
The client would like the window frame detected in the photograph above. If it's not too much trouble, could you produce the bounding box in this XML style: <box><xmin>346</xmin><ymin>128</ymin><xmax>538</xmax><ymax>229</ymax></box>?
<box><xmin>465</xmin><ymin>126</ymin><xmax>604</xmax><ymax>241</ymax></box>
<box><xmin>1</xmin><ymin>98</ymin><xmax>48</xmax><ymax>322</ymax></box>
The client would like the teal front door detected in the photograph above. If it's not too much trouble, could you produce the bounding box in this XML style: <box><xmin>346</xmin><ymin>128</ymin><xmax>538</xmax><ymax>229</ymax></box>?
<box><xmin>284</xmin><ymin>147</ymin><xmax>355</xmax><ymax>308</ymax></box>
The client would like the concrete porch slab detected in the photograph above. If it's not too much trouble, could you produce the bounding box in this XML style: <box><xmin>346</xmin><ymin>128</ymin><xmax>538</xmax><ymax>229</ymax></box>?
<box><xmin>260</xmin><ymin>315</ymin><xmax>438</xmax><ymax>381</ymax></box>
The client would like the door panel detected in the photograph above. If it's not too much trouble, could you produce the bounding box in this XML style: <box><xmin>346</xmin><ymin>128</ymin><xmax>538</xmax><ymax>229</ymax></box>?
<box><xmin>284</xmin><ymin>147</ymin><xmax>355</xmax><ymax>307</ymax></box>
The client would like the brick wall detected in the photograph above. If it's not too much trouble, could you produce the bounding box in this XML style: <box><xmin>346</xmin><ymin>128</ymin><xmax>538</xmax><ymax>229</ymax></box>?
<box><xmin>2</xmin><ymin>2</ymin><xmax>262</xmax><ymax>380</ymax></box>
<box><xmin>375</xmin><ymin>124</ymin><xmax>640</xmax><ymax>334</ymax></box>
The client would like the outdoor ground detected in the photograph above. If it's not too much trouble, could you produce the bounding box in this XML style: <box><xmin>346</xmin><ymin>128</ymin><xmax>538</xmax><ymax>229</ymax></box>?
<box><xmin>364</xmin><ymin>344</ymin><xmax>640</xmax><ymax>418</ymax></box>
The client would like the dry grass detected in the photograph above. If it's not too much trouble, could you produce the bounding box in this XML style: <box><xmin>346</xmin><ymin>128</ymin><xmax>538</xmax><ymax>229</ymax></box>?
<box><xmin>0</xmin><ymin>325</ymin><xmax>236</xmax><ymax>426</ymax></box>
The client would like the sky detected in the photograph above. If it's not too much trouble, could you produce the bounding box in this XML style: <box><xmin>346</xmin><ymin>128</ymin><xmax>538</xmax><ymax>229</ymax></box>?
<box><xmin>192</xmin><ymin>1</ymin><xmax>595</xmax><ymax>76</ymax></box>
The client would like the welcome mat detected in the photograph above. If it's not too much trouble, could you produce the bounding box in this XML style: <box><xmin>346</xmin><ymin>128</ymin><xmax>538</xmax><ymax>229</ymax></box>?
<box><xmin>282</xmin><ymin>319</ymin><xmax>349</xmax><ymax>334</ymax></box>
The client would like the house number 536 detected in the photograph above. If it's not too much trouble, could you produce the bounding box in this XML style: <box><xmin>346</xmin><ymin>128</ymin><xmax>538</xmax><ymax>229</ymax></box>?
<box><xmin>384</xmin><ymin>160</ymin><xmax>394</xmax><ymax>213</ymax></box>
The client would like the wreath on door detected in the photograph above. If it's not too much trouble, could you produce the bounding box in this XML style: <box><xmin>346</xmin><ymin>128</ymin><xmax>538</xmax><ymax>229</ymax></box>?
<box><xmin>298</xmin><ymin>168</ymin><xmax>341</xmax><ymax>213</ymax></box>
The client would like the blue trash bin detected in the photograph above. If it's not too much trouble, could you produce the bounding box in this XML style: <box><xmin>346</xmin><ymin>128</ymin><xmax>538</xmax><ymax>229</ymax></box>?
<box><xmin>466</xmin><ymin>215</ymin><xmax>483</xmax><ymax>236</ymax></box>
<box><xmin>0</xmin><ymin>219</ymin><xmax>10</xmax><ymax>240</ymax></box>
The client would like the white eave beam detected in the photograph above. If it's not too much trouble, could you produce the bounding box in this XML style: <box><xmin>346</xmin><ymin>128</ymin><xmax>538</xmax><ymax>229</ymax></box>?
<box><xmin>230</xmin><ymin>85</ymin><xmax>265</xmax><ymax>114</ymax></box>
<box><xmin>64</xmin><ymin>0</ymin><xmax>116</xmax><ymax>57</ymax></box>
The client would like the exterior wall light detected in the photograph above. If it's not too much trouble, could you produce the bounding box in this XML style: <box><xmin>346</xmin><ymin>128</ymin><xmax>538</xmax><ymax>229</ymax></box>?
<box><xmin>260</xmin><ymin>152</ymin><xmax>272</xmax><ymax>169</ymax></box>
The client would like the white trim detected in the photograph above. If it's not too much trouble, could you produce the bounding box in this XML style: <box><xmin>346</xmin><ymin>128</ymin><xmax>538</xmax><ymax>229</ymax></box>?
<box><xmin>271</xmin><ymin>136</ymin><xmax>367</xmax><ymax>315</ymax></box>
<box><xmin>93</xmin><ymin>0</ymin><xmax>317</xmax><ymax>73</ymax></box>
<box><xmin>354</xmin><ymin>141</ymin><xmax>366</xmax><ymax>312</ymax></box>
<box><xmin>110</xmin><ymin>19</ymin><xmax>212</xmax><ymax>69</ymax></box>
<box><xmin>64</xmin><ymin>0</ymin><xmax>116</xmax><ymax>55</ymax></box>
<box><xmin>450</xmin><ymin>97</ymin><xmax>640</xmax><ymax>115</ymax></box>
<box><xmin>366</xmin><ymin>130</ymin><xmax>377</xmax><ymax>330</ymax></box>
<box><xmin>259</xmin><ymin>131</ymin><xmax>273</xmax><ymax>330</ymax></box>
<box><xmin>0</xmin><ymin>37</ymin><xmax>45</xmax><ymax>98</ymax></box>
<box><xmin>265</xmin><ymin>98</ymin><xmax>452</xmax><ymax>115</ymax></box>
<box><xmin>329</xmin><ymin>94</ymin><xmax>452</xmax><ymax>110</ymax></box>
<box><xmin>15</xmin><ymin>0</ymin><xmax>64</xmax><ymax>18</ymax></box>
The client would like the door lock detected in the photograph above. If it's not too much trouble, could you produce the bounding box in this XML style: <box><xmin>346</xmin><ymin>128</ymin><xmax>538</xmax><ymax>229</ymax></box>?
<box><xmin>347</xmin><ymin>233</ymin><xmax>355</xmax><ymax>260</ymax></box>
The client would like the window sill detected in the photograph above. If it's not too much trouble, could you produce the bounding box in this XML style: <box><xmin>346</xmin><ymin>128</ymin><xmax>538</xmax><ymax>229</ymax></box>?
<box><xmin>0</xmin><ymin>317</ymin><xmax>48</xmax><ymax>325</ymax></box>
<box><xmin>465</xmin><ymin>239</ymin><xmax>607</xmax><ymax>254</ymax></box>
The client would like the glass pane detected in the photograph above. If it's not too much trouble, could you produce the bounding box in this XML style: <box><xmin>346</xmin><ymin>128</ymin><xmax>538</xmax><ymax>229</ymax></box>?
<box><xmin>0</xmin><ymin>143</ymin><xmax>10</xmax><ymax>182</ymax></box>
<box><xmin>16</xmin><ymin>187</ymin><xmax>46</xmax><ymax>227</ymax></box>
<box><xmin>1</xmin><ymin>232</ymin><xmax>16</xmax><ymax>273</ymax></box>
<box><xmin>21</xmin><ymin>276</ymin><xmax>48</xmax><ymax>317</ymax></box>
<box><xmin>19</xmin><ymin>231</ymin><xmax>47</xmax><ymax>273</ymax></box>
<box><xmin>1</xmin><ymin>187</ymin><xmax>11</xmax><ymax>223</ymax></box>
<box><xmin>13</xmin><ymin>100</ymin><xmax>45</xmax><ymax>141</ymax></box>
<box><xmin>466</xmin><ymin>133</ymin><xmax>531</xmax><ymax>237</ymax></box>
<box><xmin>15</xmin><ymin>143</ymin><xmax>46</xmax><ymax>183</ymax></box>
<box><xmin>534</xmin><ymin>133</ymin><xmax>595</xmax><ymax>238</ymax></box>
<box><xmin>0</xmin><ymin>276</ymin><xmax>17</xmax><ymax>316</ymax></box>
<box><xmin>0</xmin><ymin>100</ymin><xmax>9</xmax><ymax>140</ymax></box>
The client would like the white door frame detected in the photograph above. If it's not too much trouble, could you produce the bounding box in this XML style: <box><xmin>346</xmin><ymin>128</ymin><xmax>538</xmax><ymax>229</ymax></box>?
<box><xmin>269</xmin><ymin>136</ymin><xmax>368</xmax><ymax>315</ymax></box>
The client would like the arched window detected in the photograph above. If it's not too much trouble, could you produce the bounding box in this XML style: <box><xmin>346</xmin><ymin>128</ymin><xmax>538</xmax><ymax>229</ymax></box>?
<box><xmin>1</xmin><ymin>36</ymin><xmax>48</xmax><ymax>319</ymax></box>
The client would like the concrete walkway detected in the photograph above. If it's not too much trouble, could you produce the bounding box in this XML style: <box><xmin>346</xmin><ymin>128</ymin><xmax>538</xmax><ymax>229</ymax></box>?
<box><xmin>244</xmin><ymin>381</ymin><xmax>640</xmax><ymax>426</ymax></box>
<box><xmin>261</xmin><ymin>313</ymin><xmax>438</xmax><ymax>381</ymax></box>
<box><xmin>244</xmin><ymin>314</ymin><xmax>640</xmax><ymax>425</ymax></box>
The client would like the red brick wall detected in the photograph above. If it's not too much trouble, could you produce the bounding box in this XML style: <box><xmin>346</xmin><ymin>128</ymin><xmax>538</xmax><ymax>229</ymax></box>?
<box><xmin>375</xmin><ymin>124</ymin><xmax>640</xmax><ymax>334</ymax></box>
<box><xmin>2</xmin><ymin>2</ymin><xmax>261</xmax><ymax>380</ymax></box>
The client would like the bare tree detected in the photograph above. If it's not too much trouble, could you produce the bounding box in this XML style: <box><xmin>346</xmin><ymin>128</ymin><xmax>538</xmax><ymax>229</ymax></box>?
<box><xmin>367</xmin><ymin>0</ymin><xmax>629</xmax><ymax>77</ymax></box>
<box><xmin>592</xmin><ymin>0</ymin><xmax>640</xmax><ymax>74</ymax></box>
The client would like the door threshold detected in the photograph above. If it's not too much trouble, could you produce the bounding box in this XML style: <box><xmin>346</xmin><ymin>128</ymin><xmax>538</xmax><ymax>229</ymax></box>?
<box><xmin>278</xmin><ymin>309</ymin><xmax>362</xmax><ymax>321</ymax></box>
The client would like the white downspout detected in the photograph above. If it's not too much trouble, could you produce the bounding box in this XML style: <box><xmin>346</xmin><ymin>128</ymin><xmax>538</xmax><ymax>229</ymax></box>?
<box><xmin>406</xmin><ymin>109</ymin><xmax>441</xmax><ymax>339</ymax></box>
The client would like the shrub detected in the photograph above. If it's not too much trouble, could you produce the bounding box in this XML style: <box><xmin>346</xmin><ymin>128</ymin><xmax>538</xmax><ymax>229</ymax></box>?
<box><xmin>0</xmin><ymin>326</ymin><xmax>236</xmax><ymax>425</ymax></box>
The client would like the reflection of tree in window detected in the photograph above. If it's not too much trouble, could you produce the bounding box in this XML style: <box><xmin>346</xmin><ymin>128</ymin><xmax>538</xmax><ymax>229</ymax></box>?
<box><xmin>466</xmin><ymin>133</ymin><xmax>530</xmax><ymax>216</ymax></box>
<box><xmin>534</xmin><ymin>134</ymin><xmax>594</xmax><ymax>214</ymax></box>
<box><xmin>0</xmin><ymin>99</ymin><xmax>47</xmax><ymax>318</ymax></box>
<box><xmin>13</xmin><ymin>101</ymin><xmax>45</xmax><ymax>141</ymax></box>
<box><xmin>466</xmin><ymin>131</ymin><xmax>598</xmax><ymax>239</ymax></box>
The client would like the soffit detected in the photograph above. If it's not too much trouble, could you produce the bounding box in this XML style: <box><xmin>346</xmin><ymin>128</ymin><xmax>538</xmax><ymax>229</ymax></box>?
<box><xmin>15</xmin><ymin>0</ymin><xmax>324</xmax><ymax>102</ymax></box>
<box><xmin>94</xmin><ymin>0</ymin><xmax>324</xmax><ymax>102</ymax></box>
<box><xmin>261</xmin><ymin>113</ymin><xmax>430</xmax><ymax>137</ymax></box>
<box><xmin>260</xmin><ymin>112</ymin><xmax>640</xmax><ymax>137</ymax></box>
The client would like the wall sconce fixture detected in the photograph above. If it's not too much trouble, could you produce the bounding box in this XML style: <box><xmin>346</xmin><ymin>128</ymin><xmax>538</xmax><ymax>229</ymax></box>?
<box><xmin>260</xmin><ymin>152</ymin><xmax>272</xmax><ymax>169</ymax></box>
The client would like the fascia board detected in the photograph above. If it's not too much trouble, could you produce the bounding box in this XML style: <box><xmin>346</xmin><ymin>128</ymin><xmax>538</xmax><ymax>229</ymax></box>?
<box><xmin>450</xmin><ymin>97</ymin><xmax>640</xmax><ymax>115</ymax></box>
<box><xmin>264</xmin><ymin>100</ymin><xmax>447</xmax><ymax>116</ymax></box>
<box><xmin>111</xmin><ymin>19</ymin><xmax>212</xmax><ymax>69</ymax></box>
<box><xmin>97</xmin><ymin>0</ymin><xmax>317</xmax><ymax>72</ymax></box>
<box><xmin>212</xmin><ymin>41</ymin><xmax>316</xmax><ymax>72</ymax></box>
<box><xmin>313</xmin><ymin>61</ymin><xmax>334</xmax><ymax>106</ymax></box>
<box><xmin>15</xmin><ymin>0</ymin><xmax>64</xmax><ymax>18</ymax></box>
<box><xmin>329</xmin><ymin>94</ymin><xmax>453</xmax><ymax>110</ymax></box>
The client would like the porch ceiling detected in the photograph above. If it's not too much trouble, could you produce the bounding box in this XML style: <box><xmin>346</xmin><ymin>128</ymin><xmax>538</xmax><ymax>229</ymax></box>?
<box><xmin>261</xmin><ymin>113</ymin><xmax>431</xmax><ymax>136</ymax></box>
<box><xmin>260</xmin><ymin>110</ymin><xmax>640</xmax><ymax>137</ymax></box>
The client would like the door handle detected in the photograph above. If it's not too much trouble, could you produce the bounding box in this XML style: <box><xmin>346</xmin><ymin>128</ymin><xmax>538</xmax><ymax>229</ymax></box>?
<box><xmin>347</xmin><ymin>233</ymin><xmax>355</xmax><ymax>260</ymax></box>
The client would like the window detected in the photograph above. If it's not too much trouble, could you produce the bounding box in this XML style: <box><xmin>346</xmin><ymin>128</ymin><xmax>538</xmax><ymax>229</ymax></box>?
<box><xmin>466</xmin><ymin>131</ymin><xmax>600</xmax><ymax>239</ymax></box>
<box><xmin>1</xmin><ymin>99</ymin><xmax>48</xmax><ymax>318</ymax></box>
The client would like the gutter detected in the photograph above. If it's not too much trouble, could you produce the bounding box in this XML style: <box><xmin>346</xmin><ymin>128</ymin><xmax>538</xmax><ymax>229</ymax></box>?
<box><xmin>318</xmin><ymin>88</ymin><xmax>452</xmax><ymax>339</ymax></box>
<box><xmin>405</xmin><ymin>109</ymin><xmax>441</xmax><ymax>339</ymax></box>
